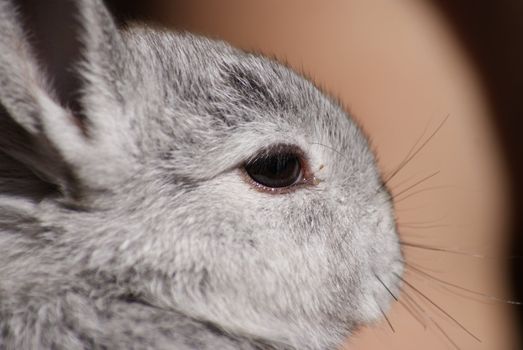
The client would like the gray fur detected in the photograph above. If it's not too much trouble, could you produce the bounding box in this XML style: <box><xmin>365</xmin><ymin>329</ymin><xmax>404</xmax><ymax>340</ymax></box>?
<box><xmin>0</xmin><ymin>0</ymin><xmax>403</xmax><ymax>349</ymax></box>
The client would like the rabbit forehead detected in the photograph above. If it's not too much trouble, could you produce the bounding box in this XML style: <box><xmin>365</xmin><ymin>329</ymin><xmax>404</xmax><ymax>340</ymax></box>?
<box><xmin>121</xmin><ymin>30</ymin><xmax>373</xmax><ymax>181</ymax></box>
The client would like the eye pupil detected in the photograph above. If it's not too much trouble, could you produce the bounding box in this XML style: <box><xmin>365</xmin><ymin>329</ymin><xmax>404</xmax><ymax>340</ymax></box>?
<box><xmin>245</xmin><ymin>153</ymin><xmax>302</xmax><ymax>188</ymax></box>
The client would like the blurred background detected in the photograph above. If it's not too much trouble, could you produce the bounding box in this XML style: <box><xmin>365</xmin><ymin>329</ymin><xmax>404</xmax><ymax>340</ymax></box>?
<box><xmin>17</xmin><ymin>0</ymin><xmax>523</xmax><ymax>348</ymax></box>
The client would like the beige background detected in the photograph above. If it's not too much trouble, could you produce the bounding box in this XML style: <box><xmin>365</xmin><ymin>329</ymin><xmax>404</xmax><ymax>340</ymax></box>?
<box><xmin>145</xmin><ymin>1</ymin><xmax>519</xmax><ymax>349</ymax></box>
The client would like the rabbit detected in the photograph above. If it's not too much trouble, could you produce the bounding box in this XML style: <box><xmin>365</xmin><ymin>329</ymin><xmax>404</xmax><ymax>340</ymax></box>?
<box><xmin>0</xmin><ymin>0</ymin><xmax>404</xmax><ymax>349</ymax></box>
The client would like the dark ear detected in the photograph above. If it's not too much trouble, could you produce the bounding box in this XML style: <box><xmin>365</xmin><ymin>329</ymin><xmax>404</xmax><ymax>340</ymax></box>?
<box><xmin>0</xmin><ymin>0</ymin><xmax>134</xmax><ymax>199</ymax></box>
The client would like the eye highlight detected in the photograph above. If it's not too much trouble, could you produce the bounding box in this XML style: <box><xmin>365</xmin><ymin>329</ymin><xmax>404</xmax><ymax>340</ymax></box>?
<box><xmin>243</xmin><ymin>145</ymin><xmax>315</xmax><ymax>193</ymax></box>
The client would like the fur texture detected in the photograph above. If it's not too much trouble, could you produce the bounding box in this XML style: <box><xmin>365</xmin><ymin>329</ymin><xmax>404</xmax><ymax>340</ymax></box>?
<box><xmin>0</xmin><ymin>0</ymin><xmax>403</xmax><ymax>349</ymax></box>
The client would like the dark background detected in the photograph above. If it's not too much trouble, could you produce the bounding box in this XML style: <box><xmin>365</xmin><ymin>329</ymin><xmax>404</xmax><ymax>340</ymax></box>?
<box><xmin>432</xmin><ymin>2</ymin><xmax>523</xmax><ymax>340</ymax></box>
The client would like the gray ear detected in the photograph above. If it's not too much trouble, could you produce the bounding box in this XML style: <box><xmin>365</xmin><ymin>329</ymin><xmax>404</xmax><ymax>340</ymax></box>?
<box><xmin>0</xmin><ymin>0</ymin><xmax>133</xmax><ymax>199</ymax></box>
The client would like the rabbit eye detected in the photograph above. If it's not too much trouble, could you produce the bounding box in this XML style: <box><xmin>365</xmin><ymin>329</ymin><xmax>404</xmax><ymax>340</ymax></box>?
<box><xmin>244</xmin><ymin>150</ymin><xmax>303</xmax><ymax>189</ymax></box>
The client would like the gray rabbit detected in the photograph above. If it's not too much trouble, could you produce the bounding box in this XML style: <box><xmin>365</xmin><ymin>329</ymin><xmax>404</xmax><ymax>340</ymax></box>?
<box><xmin>0</xmin><ymin>0</ymin><xmax>403</xmax><ymax>349</ymax></box>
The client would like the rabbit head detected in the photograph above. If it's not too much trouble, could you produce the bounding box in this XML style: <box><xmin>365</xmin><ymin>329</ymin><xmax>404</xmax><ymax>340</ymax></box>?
<box><xmin>0</xmin><ymin>0</ymin><xmax>403</xmax><ymax>349</ymax></box>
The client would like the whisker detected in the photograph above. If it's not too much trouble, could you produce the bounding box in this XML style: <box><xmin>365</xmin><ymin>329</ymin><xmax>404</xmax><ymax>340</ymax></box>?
<box><xmin>398</xmin><ymin>119</ymin><xmax>431</xmax><ymax>164</ymax></box>
<box><xmin>309</xmin><ymin>142</ymin><xmax>346</xmax><ymax>160</ymax></box>
<box><xmin>401</xmin><ymin>287</ymin><xmax>460</xmax><ymax>349</ymax></box>
<box><xmin>399</xmin><ymin>241</ymin><xmax>487</xmax><ymax>258</ymax></box>
<box><xmin>382</xmin><ymin>115</ymin><xmax>449</xmax><ymax>186</ymax></box>
<box><xmin>374</xmin><ymin>273</ymin><xmax>398</xmax><ymax>301</ymax></box>
<box><xmin>394</xmin><ymin>185</ymin><xmax>455</xmax><ymax>204</ymax></box>
<box><xmin>399</xmin><ymin>288</ymin><xmax>429</xmax><ymax>329</ymax></box>
<box><xmin>398</xmin><ymin>223</ymin><xmax>452</xmax><ymax>230</ymax></box>
<box><xmin>378</xmin><ymin>305</ymin><xmax>395</xmax><ymax>333</ymax></box>
<box><xmin>387</xmin><ymin>173</ymin><xmax>420</xmax><ymax>192</ymax></box>
<box><xmin>374</xmin><ymin>272</ymin><xmax>428</xmax><ymax>329</ymax></box>
<box><xmin>394</xmin><ymin>273</ymin><xmax>481</xmax><ymax>342</ymax></box>
<box><xmin>374</xmin><ymin>273</ymin><xmax>427</xmax><ymax>329</ymax></box>
<box><xmin>404</xmin><ymin>267</ymin><xmax>501</xmax><ymax>304</ymax></box>
<box><xmin>390</xmin><ymin>171</ymin><xmax>440</xmax><ymax>200</ymax></box>
<box><xmin>381</xmin><ymin>119</ymin><xmax>431</xmax><ymax>186</ymax></box>
<box><xmin>430</xmin><ymin>316</ymin><xmax>462</xmax><ymax>350</ymax></box>
<box><xmin>405</xmin><ymin>262</ymin><xmax>522</xmax><ymax>305</ymax></box>
<box><xmin>398</xmin><ymin>213</ymin><xmax>449</xmax><ymax>226</ymax></box>
<box><xmin>422</xmin><ymin>278</ymin><xmax>503</xmax><ymax>306</ymax></box>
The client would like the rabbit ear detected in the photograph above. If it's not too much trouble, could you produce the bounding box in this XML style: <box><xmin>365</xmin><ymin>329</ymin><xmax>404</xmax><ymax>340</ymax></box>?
<box><xmin>0</xmin><ymin>0</ymin><xmax>134</xmax><ymax>199</ymax></box>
